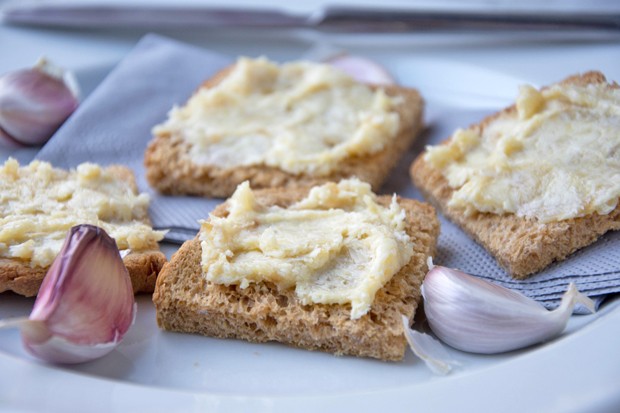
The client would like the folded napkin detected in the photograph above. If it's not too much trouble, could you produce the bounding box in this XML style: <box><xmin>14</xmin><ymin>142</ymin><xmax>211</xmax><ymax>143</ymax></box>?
<box><xmin>37</xmin><ymin>33</ymin><xmax>620</xmax><ymax>311</ymax></box>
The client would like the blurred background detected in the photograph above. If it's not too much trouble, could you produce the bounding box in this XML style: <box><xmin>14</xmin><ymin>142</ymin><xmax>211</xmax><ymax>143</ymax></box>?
<box><xmin>1</xmin><ymin>0</ymin><xmax>620</xmax><ymax>84</ymax></box>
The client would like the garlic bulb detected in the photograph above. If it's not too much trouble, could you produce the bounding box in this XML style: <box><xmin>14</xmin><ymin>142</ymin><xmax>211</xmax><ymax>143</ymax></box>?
<box><xmin>327</xmin><ymin>55</ymin><xmax>395</xmax><ymax>85</ymax></box>
<box><xmin>0</xmin><ymin>225</ymin><xmax>135</xmax><ymax>364</ymax></box>
<box><xmin>0</xmin><ymin>58</ymin><xmax>79</xmax><ymax>147</ymax></box>
<box><xmin>422</xmin><ymin>261</ymin><xmax>595</xmax><ymax>354</ymax></box>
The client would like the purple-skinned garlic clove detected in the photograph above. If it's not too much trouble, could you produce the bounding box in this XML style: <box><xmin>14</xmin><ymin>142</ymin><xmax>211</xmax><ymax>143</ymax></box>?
<box><xmin>12</xmin><ymin>224</ymin><xmax>135</xmax><ymax>364</ymax></box>
<box><xmin>327</xmin><ymin>55</ymin><xmax>396</xmax><ymax>85</ymax></box>
<box><xmin>0</xmin><ymin>58</ymin><xmax>79</xmax><ymax>147</ymax></box>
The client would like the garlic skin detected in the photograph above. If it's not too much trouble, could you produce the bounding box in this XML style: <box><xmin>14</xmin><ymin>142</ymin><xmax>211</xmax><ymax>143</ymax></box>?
<box><xmin>422</xmin><ymin>263</ymin><xmax>595</xmax><ymax>354</ymax></box>
<box><xmin>327</xmin><ymin>55</ymin><xmax>395</xmax><ymax>85</ymax></box>
<box><xmin>0</xmin><ymin>58</ymin><xmax>79</xmax><ymax>147</ymax></box>
<box><xmin>401</xmin><ymin>315</ymin><xmax>459</xmax><ymax>375</ymax></box>
<box><xmin>21</xmin><ymin>224</ymin><xmax>135</xmax><ymax>364</ymax></box>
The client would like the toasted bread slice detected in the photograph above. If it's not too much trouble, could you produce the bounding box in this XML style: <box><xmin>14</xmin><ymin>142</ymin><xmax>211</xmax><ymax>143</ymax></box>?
<box><xmin>411</xmin><ymin>71</ymin><xmax>620</xmax><ymax>279</ymax></box>
<box><xmin>153</xmin><ymin>187</ymin><xmax>439</xmax><ymax>361</ymax></box>
<box><xmin>0</xmin><ymin>165</ymin><xmax>166</xmax><ymax>297</ymax></box>
<box><xmin>144</xmin><ymin>64</ymin><xmax>424</xmax><ymax>198</ymax></box>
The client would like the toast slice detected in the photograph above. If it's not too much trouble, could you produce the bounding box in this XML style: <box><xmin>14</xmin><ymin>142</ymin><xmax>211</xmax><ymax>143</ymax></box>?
<box><xmin>144</xmin><ymin>60</ymin><xmax>424</xmax><ymax>198</ymax></box>
<box><xmin>153</xmin><ymin>187</ymin><xmax>439</xmax><ymax>361</ymax></box>
<box><xmin>0</xmin><ymin>162</ymin><xmax>167</xmax><ymax>297</ymax></box>
<box><xmin>411</xmin><ymin>71</ymin><xmax>620</xmax><ymax>279</ymax></box>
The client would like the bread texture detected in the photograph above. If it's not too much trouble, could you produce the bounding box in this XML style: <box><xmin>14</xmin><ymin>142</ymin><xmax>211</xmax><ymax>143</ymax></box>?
<box><xmin>411</xmin><ymin>71</ymin><xmax>620</xmax><ymax>279</ymax></box>
<box><xmin>0</xmin><ymin>165</ymin><xmax>167</xmax><ymax>297</ymax></box>
<box><xmin>153</xmin><ymin>188</ymin><xmax>439</xmax><ymax>361</ymax></box>
<box><xmin>144</xmin><ymin>66</ymin><xmax>424</xmax><ymax>198</ymax></box>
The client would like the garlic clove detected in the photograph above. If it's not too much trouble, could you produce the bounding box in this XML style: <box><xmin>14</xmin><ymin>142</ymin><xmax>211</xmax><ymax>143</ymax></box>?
<box><xmin>327</xmin><ymin>54</ymin><xmax>396</xmax><ymax>85</ymax></box>
<box><xmin>18</xmin><ymin>224</ymin><xmax>135</xmax><ymax>364</ymax></box>
<box><xmin>422</xmin><ymin>264</ymin><xmax>596</xmax><ymax>354</ymax></box>
<box><xmin>0</xmin><ymin>126</ymin><xmax>24</xmax><ymax>148</ymax></box>
<box><xmin>0</xmin><ymin>58</ymin><xmax>79</xmax><ymax>147</ymax></box>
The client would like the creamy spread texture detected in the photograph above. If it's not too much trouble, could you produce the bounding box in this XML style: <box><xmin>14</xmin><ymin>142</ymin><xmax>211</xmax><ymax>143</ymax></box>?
<box><xmin>0</xmin><ymin>159</ymin><xmax>165</xmax><ymax>267</ymax></box>
<box><xmin>424</xmin><ymin>81</ymin><xmax>620</xmax><ymax>222</ymax></box>
<box><xmin>154</xmin><ymin>57</ymin><xmax>400</xmax><ymax>176</ymax></box>
<box><xmin>199</xmin><ymin>179</ymin><xmax>413</xmax><ymax>319</ymax></box>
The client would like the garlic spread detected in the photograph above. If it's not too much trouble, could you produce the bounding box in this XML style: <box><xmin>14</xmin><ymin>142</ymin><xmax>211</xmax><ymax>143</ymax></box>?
<box><xmin>154</xmin><ymin>57</ymin><xmax>401</xmax><ymax>176</ymax></box>
<box><xmin>0</xmin><ymin>159</ymin><xmax>165</xmax><ymax>267</ymax></box>
<box><xmin>199</xmin><ymin>179</ymin><xmax>413</xmax><ymax>319</ymax></box>
<box><xmin>424</xmin><ymin>82</ymin><xmax>620</xmax><ymax>222</ymax></box>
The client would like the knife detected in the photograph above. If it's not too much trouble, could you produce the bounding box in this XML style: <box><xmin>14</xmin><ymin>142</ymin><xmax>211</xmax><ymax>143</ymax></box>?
<box><xmin>1</xmin><ymin>4</ymin><xmax>620</xmax><ymax>32</ymax></box>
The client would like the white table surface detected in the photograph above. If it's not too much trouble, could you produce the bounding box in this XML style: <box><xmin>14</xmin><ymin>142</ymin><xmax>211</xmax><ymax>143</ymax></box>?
<box><xmin>1</xmin><ymin>1</ymin><xmax>620</xmax><ymax>412</ymax></box>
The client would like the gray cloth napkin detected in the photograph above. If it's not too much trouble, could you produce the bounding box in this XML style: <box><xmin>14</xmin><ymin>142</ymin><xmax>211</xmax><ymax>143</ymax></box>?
<box><xmin>37</xmin><ymin>33</ymin><xmax>620</xmax><ymax>311</ymax></box>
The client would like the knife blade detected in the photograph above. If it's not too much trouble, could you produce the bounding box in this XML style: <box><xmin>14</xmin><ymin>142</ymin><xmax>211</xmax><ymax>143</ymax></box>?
<box><xmin>1</xmin><ymin>4</ymin><xmax>620</xmax><ymax>32</ymax></box>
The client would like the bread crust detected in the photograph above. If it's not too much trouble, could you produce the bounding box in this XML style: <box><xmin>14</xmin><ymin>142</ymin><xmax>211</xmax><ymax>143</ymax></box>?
<box><xmin>144</xmin><ymin>65</ymin><xmax>424</xmax><ymax>198</ymax></box>
<box><xmin>411</xmin><ymin>71</ymin><xmax>620</xmax><ymax>279</ymax></box>
<box><xmin>0</xmin><ymin>165</ymin><xmax>167</xmax><ymax>297</ymax></box>
<box><xmin>153</xmin><ymin>188</ymin><xmax>439</xmax><ymax>361</ymax></box>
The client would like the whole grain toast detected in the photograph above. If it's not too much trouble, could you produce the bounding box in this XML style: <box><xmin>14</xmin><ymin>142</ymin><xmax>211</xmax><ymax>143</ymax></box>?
<box><xmin>411</xmin><ymin>71</ymin><xmax>620</xmax><ymax>279</ymax></box>
<box><xmin>144</xmin><ymin>65</ymin><xmax>424</xmax><ymax>198</ymax></box>
<box><xmin>153</xmin><ymin>187</ymin><xmax>439</xmax><ymax>361</ymax></box>
<box><xmin>0</xmin><ymin>165</ymin><xmax>167</xmax><ymax>297</ymax></box>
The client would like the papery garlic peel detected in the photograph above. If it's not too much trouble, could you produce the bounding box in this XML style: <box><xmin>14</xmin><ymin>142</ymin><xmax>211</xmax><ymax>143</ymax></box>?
<box><xmin>0</xmin><ymin>58</ymin><xmax>79</xmax><ymax>147</ymax></box>
<box><xmin>401</xmin><ymin>315</ymin><xmax>459</xmax><ymax>375</ymax></box>
<box><xmin>21</xmin><ymin>224</ymin><xmax>135</xmax><ymax>364</ymax></box>
<box><xmin>422</xmin><ymin>264</ymin><xmax>595</xmax><ymax>354</ymax></box>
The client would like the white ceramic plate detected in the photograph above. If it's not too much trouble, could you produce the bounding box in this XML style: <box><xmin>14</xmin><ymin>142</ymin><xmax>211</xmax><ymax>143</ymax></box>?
<box><xmin>1</xmin><ymin>294</ymin><xmax>619</xmax><ymax>412</ymax></box>
<box><xmin>1</xmin><ymin>55</ymin><xmax>619</xmax><ymax>413</ymax></box>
